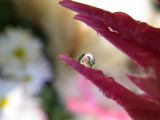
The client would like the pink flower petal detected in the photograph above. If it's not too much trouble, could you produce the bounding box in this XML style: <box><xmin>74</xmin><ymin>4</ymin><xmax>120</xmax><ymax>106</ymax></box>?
<box><xmin>77</xmin><ymin>76</ymin><xmax>97</xmax><ymax>104</ymax></box>
<box><xmin>59</xmin><ymin>0</ymin><xmax>160</xmax><ymax>103</ymax></box>
<box><xmin>60</xmin><ymin>0</ymin><xmax>160</xmax><ymax>56</ymax></box>
<box><xmin>59</xmin><ymin>0</ymin><xmax>160</xmax><ymax>75</ymax></box>
<box><xmin>58</xmin><ymin>53</ymin><xmax>160</xmax><ymax>120</ymax></box>
<box><xmin>73</xmin><ymin>14</ymin><xmax>160</xmax><ymax>76</ymax></box>
<box><xmin>127</xmin><ymin>74</ymin><xmax>160</xmax><ymax>102</ymax></box>
<box><xmin>59</xmin><ymin>0</ymin><xmax>160</xmax><ymax>119</ymax></box>
<box><xmin>66</xmin><ymin>97</ymin><xmax>131</xmax><ymax>120</ymax></box>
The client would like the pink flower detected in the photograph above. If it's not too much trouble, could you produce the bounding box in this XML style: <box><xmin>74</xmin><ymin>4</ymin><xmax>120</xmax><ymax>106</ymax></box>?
<box><xmin>66</xmin><ymin>96</ymin><xmax>130</xmax><ymax>120</ymax></box>
<box><xmin>58</xmin><ymin>0</ymin><xmax>160</xmax><ymax>120</ymax></box>
<box><xmin>65</xmin><ymin>76</ymin><xmax>131</xmax><ymax>120</ymax></box>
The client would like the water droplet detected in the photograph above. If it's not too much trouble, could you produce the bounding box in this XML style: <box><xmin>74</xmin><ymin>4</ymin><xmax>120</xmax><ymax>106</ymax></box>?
<box><xmin>108</xmin><ymin>27</ymin><xmax>118</xmax><ymax>33</ymax></box>
<box><xmin>78</xmin><ymin>53</ymin><xmax>95</xmax><ymax>69</ymax></box>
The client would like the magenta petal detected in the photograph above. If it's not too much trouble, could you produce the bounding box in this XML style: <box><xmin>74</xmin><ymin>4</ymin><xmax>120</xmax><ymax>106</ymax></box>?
<box><xmin>59</xmin><ymin>0</ymin><xmax>160</xmax><ymax>119</ymax></box>
<box><xmin>59</xmin><ymin>0</ymin><xmax>160</xmax><ymax>55</ymax></box>
<box><xmin>59</xmin><ymin>0</ymin><xmax>160</xmax><ymax>76</ymax></box>
<box><xmin>74</xmin><ymin>14</ymin><xmax>160</xmax><ymax>76</ymax></box>
<box><xmin>127</xmin><ymin>74</ymin><xmax>160</xmax><ymax>102</ymax></box>
<box><xmin>58</xmin><ymin>53</ymin><xmax>160</xmax><ymax>120</ymax></box>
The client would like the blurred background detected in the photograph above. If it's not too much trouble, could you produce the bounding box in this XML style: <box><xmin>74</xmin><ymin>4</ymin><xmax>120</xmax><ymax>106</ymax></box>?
<box><xmin>0</xmin><ymin>0</ymin><xmax>159</xmax><ymax>120</ymax></box>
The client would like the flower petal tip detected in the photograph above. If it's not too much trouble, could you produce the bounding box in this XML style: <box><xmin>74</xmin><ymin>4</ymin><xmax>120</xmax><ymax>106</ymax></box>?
<box><xmin>57</xmin><ymin>53</ymin><xmax>68</xmax><ymax>61</ymax></box>
<box><xmin>59</xmin><ymin>0</ymin><xmax>72</xmax><ymax>6</ymax></box>
<box><xmin>74</xmin><ymin>14</ymin><xmax>87</xmax><ymax>20</ymax></box>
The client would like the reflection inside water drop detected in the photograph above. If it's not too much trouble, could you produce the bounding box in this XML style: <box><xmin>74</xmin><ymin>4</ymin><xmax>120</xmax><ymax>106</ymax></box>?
<box><xmin>78</xmin><ymin>53</ymin><xmax>95</xmax><ymax>69</ymax></box>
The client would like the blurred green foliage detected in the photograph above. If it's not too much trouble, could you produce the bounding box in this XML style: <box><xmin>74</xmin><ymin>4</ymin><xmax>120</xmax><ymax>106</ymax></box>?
<box><xmin>0</xmin><ymin>0</ymin><xmax>16</xmax><ymax>31</ymax></box>
<box><xmin>39</xmin><ymin>82</ymin><xmax>72</xmax><ymax>120</ymax></box>
<box><xmin>152</xmin><ymin>0</ymin><xmax>160</xmax><ymax>11</ymax></box>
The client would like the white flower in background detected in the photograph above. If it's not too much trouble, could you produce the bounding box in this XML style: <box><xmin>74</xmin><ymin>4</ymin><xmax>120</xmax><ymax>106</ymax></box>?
<box><xmin>0</xmin><ymin>79</ymin><xmax>18</xmax><ymax>97</ymax></box>
<box><xmin>0</xmin><ymin>58</ymin><xmax>52</xmax><ymax>95</ymax></box>
<box><xmin>0</xmin><ymin>79</ymin><xmax>19</xmax><ymax>116</ymax></box>
<box><xmin>0</xmin><ymin>27</ymin><xmax>53</xmax><ymax>120</ymax></box>
<box><xmin>20</xmin><ymin>58</ymin><xmax>52</xmax><ymax>95</ymax></box>
<box><xmin>0</xmin><ymin>96</ymin><xmax>9</xmax><ymax>118</ymax></box>
<box><xmin>0</xmin><ymin>87</ymin><xmax>48</xmax><ymax>120</ymax></box>
<box><xmin>0</xmin><ymin>27</ymin><xmax>53</xmax><ymax>94</ymax></box>
<box><xmin>0</xmin><ymin>60</ymin><xmax>52</xmax><ymax>118</ymax></box>
<box><xmin>0</xmin><ymin>28</ymin><xmax>42</xmax><ymax>68</ymax></box>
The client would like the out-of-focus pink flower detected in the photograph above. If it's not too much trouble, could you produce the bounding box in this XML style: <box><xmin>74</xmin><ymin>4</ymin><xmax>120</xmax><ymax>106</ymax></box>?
<box><xmin>77</xmin><ymin>76</ymin><xmax>97</xmax><ymax>104</ymax></box>
<box><xmin>58</xmin><ymin>53</ymin><xmax>160</xmax><ymax>120</ymax></box>
<box><xmin>59</xmin><ymin>0</ymin><xmax>160</xmax><ymax>120</ymax></box>
<box><xmin>66</xmin><ymin>76</ymin><xmax>130</xmax><ymax>120</ymax></box>
<box><xmin>66</xmin><ymin>96</ymin><xmax>130</xmax><ymax>120</ymax></box>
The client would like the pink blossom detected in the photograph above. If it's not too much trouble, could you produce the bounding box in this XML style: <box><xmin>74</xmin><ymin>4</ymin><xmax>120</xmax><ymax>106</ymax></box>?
<box><xmin>59</xmin><ymin>0</ymin><xmax>160</xmax><ymax>120</ymax></box>
<box><xmin>65</xmin><ymin>76</ymin><xmax>130</xmax><ymax>120</ymax></box>
<box><xmin>66</xmin><ymin>96</ymin><xmax>130</xmax><ymax>120</ymax></box>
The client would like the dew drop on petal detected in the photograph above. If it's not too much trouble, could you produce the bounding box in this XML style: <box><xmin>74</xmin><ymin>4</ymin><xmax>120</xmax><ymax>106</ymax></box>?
<box><xmin>78</xmin><ymin>53</ymin><xmax>95</xmax><ymax>69</ymax></box>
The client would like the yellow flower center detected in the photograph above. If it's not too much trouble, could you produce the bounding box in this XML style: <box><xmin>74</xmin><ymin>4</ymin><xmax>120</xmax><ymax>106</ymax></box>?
<box><xmin>0</xmin><ymin>97</ymin><xmax>8</xmax><ymax>108</ymax></box>
<box><xmin>13</xmin><ymin>48</ymin><xmax>25</xmax><ymax>59</ymax></box>
<box><xmin>24</xmin><ymin>75</ymin><xmax>31</xmax><ymax>82</ymax></box>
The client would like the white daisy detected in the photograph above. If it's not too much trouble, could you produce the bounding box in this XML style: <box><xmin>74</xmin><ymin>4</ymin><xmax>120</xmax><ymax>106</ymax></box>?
<box><xmin>0</xmin><ymin>28</ymin><xmax>43</xmax><ymax>68</ymax></box>
<box><xmin>19</xmin><ymin>58</ymin><xmax>53</xmax><ymax>95</ymax></box>
<box><xmin>0</xmin><ymin>28</ymin><xmax>53</xmax><ymax>95</ymax></box>
<box><xmin>0</xmin><ymin>87</ymin><xmax>48</xmax><ymax>120</ymax></box>
<box><xmin>0</xmin><ymin>78</ymin><xmax>19</xmax><ymax>116</ymax></box>
<box><xmin>2</xmin><ymin>57</ymin><xmax>52</xmax><ymax>95</ymax></box>
<box><xmin>0</xmin><ymin>80</ymin><xmax>18</xmax><ymax>96</ymax></box>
